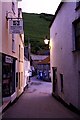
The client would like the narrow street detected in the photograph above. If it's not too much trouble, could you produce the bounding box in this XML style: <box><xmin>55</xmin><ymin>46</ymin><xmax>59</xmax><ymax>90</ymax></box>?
<box><xmin>2</xmin><ymin>76</ymin><xmax>80</xmax><ymax>119</ymax></box>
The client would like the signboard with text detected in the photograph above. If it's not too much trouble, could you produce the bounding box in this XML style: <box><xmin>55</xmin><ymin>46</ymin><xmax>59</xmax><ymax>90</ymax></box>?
<box><xmin>5</xmin><ymin>56</ymin><xmax>13</xmax><ymax>63</ymax></box>
<box><xmin>9</xmin><ymin>19</ymin><xmax>23</xmax><ymax>34</ymax></box>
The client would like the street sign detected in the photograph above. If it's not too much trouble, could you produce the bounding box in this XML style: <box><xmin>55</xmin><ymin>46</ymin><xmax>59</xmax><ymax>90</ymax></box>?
<box><xmin>9</xmin><ymin>19</ymin><xmax>23</xmax><ymax>34</ymax></box>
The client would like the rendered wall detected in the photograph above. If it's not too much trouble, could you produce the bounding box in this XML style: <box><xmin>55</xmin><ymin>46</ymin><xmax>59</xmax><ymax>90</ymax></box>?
<box><xmin>50</xmin><ymin>2</ymin><xmax>80</xmax><ymax>109</ymax></box>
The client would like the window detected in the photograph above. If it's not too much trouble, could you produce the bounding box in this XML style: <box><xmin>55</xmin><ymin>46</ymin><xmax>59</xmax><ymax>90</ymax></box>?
<box><xmin>21</xmin><ymin>72</ymin><xmax>23</xmax><ymax>87</ymax></box>
<box><xmin>18</xmin><ymin>8</ymin><xmax>22</xmax><ymax>18</ymax></box>
<box><xmin>12</xmin><ymin>34</ymin><xmax>15</xmax><ymax>52</ymax></box>
<box><xmin>19</xmin><ymin>45</ymin><xmax>20</xmax><ymax>62</ymax></box>
<box><xmin>78</xmin><ymin>71</ymin><xmax>80</xmax><ymax>107</ymax></box>
<box><xmin>60</xmin><ymin>74</ymin><xmax>64</xmax><ymax>92</ymax></box>
<box><xmin>16</xmin><ymin>72</ymin><xmax>18</xmax><ymax>87</ymax></box>
<box><xmin>76</xmin><ymin>1</ymin><xmax>80</xmax><ymax>10</ymax></box>
<box><xmin>2</xmin><ymin>63</ymin><xmax>11</xmax><ymax>97</ymax></box>
<box><xmin>19</xmin><ymin>72</ymin><xmax>20</xmax><ymax>89</ymax></box>
<box><xmin>73</xmin><ymin>18</ymin><xmax>80</xmax><ymax>50</ymax></box>
<box><xmin>53</xmin><ymin>67</ymin><xmax>57</xmax><ymax>92</ymax></box>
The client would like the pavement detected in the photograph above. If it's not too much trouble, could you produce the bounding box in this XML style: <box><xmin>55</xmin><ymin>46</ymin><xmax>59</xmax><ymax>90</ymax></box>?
<box><xmin>2</xmin><ymin>76</ymin><xmax>80</xmax><ymax>119</ymax></box>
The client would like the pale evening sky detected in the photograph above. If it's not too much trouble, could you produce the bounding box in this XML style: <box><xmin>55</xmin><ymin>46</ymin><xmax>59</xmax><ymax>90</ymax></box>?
<box><xmin>18</xmin><ymin>0</ymin><xmax>62</xmax><ymax>15</ymax></box>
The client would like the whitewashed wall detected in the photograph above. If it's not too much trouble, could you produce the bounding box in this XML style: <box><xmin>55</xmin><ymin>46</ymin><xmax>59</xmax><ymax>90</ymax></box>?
<box><xmin>24</xmin><ymin>59</ymin><xmax>30</xmax><ymax>88</ymax></box>
<box><xmin>50</xmin><ymin>2</ymin><xmax>80</xmax><ymax>109</ymax></box>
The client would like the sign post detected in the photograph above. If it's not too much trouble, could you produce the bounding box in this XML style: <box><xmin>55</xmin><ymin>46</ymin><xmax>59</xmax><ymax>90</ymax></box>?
<box><xmin>9</xmin><ymin>19</ymin><xmax>23</xmax><ymax>34</ymax></box>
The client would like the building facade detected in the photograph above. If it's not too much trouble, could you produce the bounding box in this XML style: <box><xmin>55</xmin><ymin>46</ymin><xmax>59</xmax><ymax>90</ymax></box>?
<box><xmin>31</xmin><ymin>54</ymin><xmax>48</xmax><ymax>70</ymax></box>
<box><xmin>50</xmin><ymin>2</ymin><xmax>80</xmax><ymax>110</ymax></box>
<box><xmin>0</xmin><ymin>0</ymin><xmax>24</xmax><ymax>110</ymax></box>
<box><xmin>24</xmin><ymin>56</ymin><xmax>30</xmax><ymax>88</ymax></box>
<box><xmin>37</xmin><ymin>56</ymin><xmax>51</xmax><ymax>81</ymax></box>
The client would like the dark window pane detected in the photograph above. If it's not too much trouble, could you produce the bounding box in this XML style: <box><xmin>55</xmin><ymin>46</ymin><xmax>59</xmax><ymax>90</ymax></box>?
<box><xmin>74</xmin><ymin>20</ymin><xmax>80</xmax><ymax>50</ymax></box>
<box><xmin>60</xmin><ymin>74</ymin><xmax>63</xmax><ymax>92</ymax></box>
<box><xmin>16</xmin><ymin>72</ymin><xmax>18</xmax><ymax>87</ymax></box>
<box><xmin>76</xmin><ymin>1</ymin><xmax>80</xmax><ymax>8</ymax></box>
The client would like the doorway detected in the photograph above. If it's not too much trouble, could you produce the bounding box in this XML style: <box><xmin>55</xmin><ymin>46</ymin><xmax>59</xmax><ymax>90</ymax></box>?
<box><xmin>2</xmin><ymin>54</ymin><xmax>16</xmax><ymax>98</ymax></box>
<box><xmin>78</xmin><ymin>71</ymin><xmax>80</xmax><ymax>108</ymax></box>
<box><xmin>52</xmin><ymin>67</ymin><xmax>57</xmax><ymax>94</ymax></box>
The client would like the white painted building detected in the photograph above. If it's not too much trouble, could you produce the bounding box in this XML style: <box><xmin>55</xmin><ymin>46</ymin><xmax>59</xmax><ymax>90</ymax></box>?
<box><xmin>24</xmin><ymin>56</ymin><xmax>30</xmax><ymax>88</ymax></box>
<box><xmin>50</xmin><ymin>2</ymin><xmax>80</xmax><ymax>110</ymax></box>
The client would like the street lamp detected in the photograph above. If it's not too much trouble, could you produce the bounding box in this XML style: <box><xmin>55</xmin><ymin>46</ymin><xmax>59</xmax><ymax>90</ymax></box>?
<box><xmin>44</xmin><ymin>36</ymin><xmax>51</xmax><ymax>49</ymax></box>
<box><xmin>44</xmin><ymin>36</ymin><xmax>50</xmax><ymax>45</ymax></box>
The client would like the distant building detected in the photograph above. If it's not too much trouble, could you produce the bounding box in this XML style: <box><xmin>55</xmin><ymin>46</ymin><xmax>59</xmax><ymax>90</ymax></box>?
<box><xmin>31</xmin><ymin>54</ymin><xmax>48</xmax><ymax>70</ymax></box>
<box><xmin>24</xmin><ymin>56</ymin><xmax>30</xmax><ymax>88</ymax></box>
<box><xmin>50</xmin><ymin>2</ymin><xmax>80</xmax><ymax>110</ymax></box>
<box><xmin>24</xmin><ymin>46</ymin><xmax>31</xmax><ymax>88</ymax></box>
<box><xmin>37</xmin><ymin>56</ymin><xmax>51</xmax><ymax>81</ymax></box>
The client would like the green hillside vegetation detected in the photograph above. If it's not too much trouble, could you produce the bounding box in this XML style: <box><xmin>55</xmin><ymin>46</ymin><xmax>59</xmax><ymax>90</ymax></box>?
<box><xmin>22</xmin><ymin>12</ymin><xmax>53</xmax><ymax>54</ymax></box>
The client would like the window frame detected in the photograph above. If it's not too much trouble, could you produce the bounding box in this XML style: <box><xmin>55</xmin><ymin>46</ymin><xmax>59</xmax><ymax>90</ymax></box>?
<box><xmin>19</xmin><ymin>72</ymin><xmax>20</xmax><ymax>89</ymax></box>
<box><xmin>19</xmin><ymin>45</ymin><xmax>20</xmax><ymax>62</ymax></box>
<box><xmin>52</xmin><ymin>67</ymin><xmax>57</xmax><ymax>93</ymax></box>
<box><xmin>75</xmin><ymin>1</ymin><xmax>80</xmax><ymax>10</ymax></box>
<box><xmin>60</xmin><ymin>74</ymin><xmax>64</xmax><ymax>93</ymax></box>
<box><xmin>72</xmin><ymin>17</ymin><xmax>80</xmax><ymax>51</ymax></box>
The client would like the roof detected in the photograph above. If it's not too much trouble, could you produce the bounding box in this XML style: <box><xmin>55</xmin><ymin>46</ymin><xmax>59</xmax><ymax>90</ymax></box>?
<box><xmin>38</xmin><ymin>56</ymin><xmax>50</xmax><ymax>65</ymax></box>
<box><xmin>49</xmin><ymin>2</ymin><xmax>64</xmax><ymax>28</ymax></box>
<box><xmin>31</xmin><ymin>54</ymin><xmax>48</xmax><ymax>61</ymax></box>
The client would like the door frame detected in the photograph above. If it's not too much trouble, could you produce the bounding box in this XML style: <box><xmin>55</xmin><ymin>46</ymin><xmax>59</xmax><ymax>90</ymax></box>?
<box><xmin>52</xmin><ymin>67</ymin><xmax>57</xmax><ymax>93</ymax></box>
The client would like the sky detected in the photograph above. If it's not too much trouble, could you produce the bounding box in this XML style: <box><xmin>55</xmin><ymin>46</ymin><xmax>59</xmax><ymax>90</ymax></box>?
<box><xmin>18</xmin><ymin>0</ymin><xmax>62</xmax><ymax>15</ymax></box>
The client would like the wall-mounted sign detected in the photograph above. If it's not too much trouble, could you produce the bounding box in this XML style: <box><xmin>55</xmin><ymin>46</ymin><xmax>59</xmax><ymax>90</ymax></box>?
<box><xmin>9</xmin><ymin>19</ymin><xmax>23</xmax><ymax>34</ymax></box>
<box><xmin>5</xmin><ymin>56</ymin><xmax>13</xmax><ymax>63</ymax></box>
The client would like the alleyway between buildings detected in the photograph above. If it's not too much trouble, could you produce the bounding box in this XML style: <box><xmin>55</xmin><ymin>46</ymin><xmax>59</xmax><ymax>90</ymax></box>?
<box><xmin>2</xmin><ymin>76</ymin><xmax>80</xmax><ymax>119</ymax></box>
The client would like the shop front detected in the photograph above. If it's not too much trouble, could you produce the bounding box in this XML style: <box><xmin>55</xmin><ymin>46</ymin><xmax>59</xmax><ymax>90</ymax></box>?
<box><xmin>2</xmin><ymin>54</ymin><xmax>16</xmax><ymax>104</ymax></box>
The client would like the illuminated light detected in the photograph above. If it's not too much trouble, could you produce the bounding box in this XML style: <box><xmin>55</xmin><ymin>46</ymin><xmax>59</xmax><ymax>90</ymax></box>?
<box><xmin>44</xmin><ymin>39</ymin><xmax>49</xmax><ymax>44</ymax></box>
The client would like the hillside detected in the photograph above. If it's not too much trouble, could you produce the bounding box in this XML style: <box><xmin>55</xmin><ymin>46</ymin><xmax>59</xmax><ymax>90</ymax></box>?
<box><xmin>22</xmin><ymin>12</ymin><xmax>53</xmax><ymax>54</ymax></box>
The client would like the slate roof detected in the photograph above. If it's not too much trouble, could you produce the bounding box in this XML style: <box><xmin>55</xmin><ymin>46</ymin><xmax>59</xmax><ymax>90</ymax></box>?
<box><xmin>31</xmin><ymin>54</ymin><xmax>48</xmax><ymax>61</ymax></box>
<box><xmin>38</xmin><ymin>56</ymin><xmax>50</xmax><ymax>65</ymax></box>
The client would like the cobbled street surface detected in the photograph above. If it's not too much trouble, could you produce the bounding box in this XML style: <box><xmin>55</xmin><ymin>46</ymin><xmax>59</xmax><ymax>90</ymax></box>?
<box><xmin>2</xmin><ymin>76</ymin><xmax>80</xmax><ymax>119</ymax></box>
